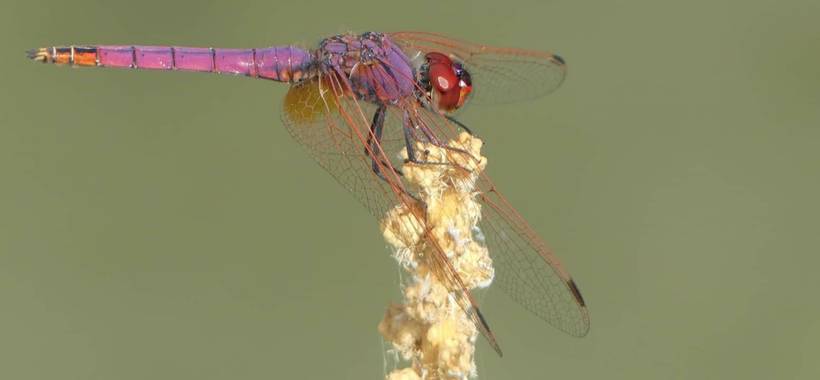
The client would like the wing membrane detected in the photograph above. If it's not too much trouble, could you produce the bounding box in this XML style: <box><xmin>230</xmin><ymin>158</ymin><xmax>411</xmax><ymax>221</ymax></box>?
<box><xmin>476</xmin><ymin>180</ymin><xmax>590</xmax><ymax>336</ymax></box>
<box><xmin>408</xmin><ymin>105</ymin><xmax>591</xmax><ymax>336</ymax></box>
<box><xmin>280</xmin><ymin>72</ymin><xmax>503</xmax><ymax>354</ymax></box>
<box><xmin>389</xmin><ymin>31</ymin><xmax>567</xmax><ymax>104</ymax></box>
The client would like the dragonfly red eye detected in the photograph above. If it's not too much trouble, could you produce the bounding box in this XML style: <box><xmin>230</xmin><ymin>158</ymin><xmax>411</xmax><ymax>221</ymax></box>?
<box><xmin>425</xmin><ymin>52</ymin><xmax>472</xmax><ymax>112</ymax></box>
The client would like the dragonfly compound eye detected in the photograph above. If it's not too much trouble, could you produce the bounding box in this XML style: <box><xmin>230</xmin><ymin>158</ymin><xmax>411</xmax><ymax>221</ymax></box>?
<box><xmin>425</xmin><ymin>52</ymin><xmax>471</xmax><ymax>112</ymax></box>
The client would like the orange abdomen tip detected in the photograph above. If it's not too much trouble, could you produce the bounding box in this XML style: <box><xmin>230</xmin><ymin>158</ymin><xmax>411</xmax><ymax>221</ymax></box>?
<box><xmin>26</xmin><ymin>46</ymin><xmax>99</xmax><ymax>66</ymax></box>
<box><xmin>27</xmin><ymin>48</ymin><xmax>50</xmax><ymax>63</ymax></box>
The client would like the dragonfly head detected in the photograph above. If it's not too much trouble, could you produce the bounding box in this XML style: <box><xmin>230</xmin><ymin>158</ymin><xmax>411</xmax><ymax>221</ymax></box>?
<box><xmin>421</xmin><ymin>52</ymin><xmax>472</xmax><ymax>113</ymax></box>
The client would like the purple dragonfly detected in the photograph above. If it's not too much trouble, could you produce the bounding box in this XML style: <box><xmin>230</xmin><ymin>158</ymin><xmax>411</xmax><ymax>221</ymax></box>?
<box><xmin>28</xmin><ymin>31</ymin><xmax>589</xmax><ymax>355</ymax></box>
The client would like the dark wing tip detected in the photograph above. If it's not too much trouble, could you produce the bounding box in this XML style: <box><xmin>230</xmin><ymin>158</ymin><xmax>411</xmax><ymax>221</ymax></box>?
<box><xmin>567</xmin><ymin>278</ymin><xmax>591</xmax><ymax>337</ymax></box>
<box><xmin>551</xmin><ymin>53</ymin><xmax>566</xmax><ymax>65</ymax></box>
<box><xmin>567</xmin><ymin>278</ymin><xmax>586</xmax><ymax>307</ymax></box>
<box><xmin>475</xmin><ymin>307</ymin><xmax>504</xmax><ymax>357</ymax></box>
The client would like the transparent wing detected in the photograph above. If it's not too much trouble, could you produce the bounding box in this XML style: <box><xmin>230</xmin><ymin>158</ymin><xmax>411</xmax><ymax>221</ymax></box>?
<box><xmin>281</xmin><ymin>74</ymin><xmax>401</xmax><ymax>216</ymax></box>
<box><xmin>407</xmin><ymin>105</ymin><xmax>591</xmax><ymax>337</ymax></box>
<box><xmin>280</xmin><ymin>72</ymin><xmax>503</xmax><ymax>354</ymax></box>
<box><xmin>475</xmin><ymin>179</ymin><xmax>590</xmax><ymax>336</ymax></box>
<box><xmin>389</xmin><ymin>31</ymin><xmax>567</xmax><ymax>105</ymax></box>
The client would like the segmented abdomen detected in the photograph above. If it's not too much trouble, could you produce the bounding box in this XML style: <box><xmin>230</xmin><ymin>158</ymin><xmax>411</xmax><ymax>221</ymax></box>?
<box><xmin>29</xmin><ymin>45</ymin><xmax>314</xmax><ymax>82</ymax></box>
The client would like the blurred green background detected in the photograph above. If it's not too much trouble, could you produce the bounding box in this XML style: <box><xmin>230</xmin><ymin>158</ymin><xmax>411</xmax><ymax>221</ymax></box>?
<box><xmin>2</xmin><ymin>0</ymin><xmax>818</xmax><ymax>379</ymax></box>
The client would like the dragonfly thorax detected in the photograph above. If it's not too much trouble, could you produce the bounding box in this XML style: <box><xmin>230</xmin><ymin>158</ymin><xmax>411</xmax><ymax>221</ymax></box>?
<box><xmin>316</xmin><ymin>32</ymin><xmax>416</xmax><ymax>104</ymax></box>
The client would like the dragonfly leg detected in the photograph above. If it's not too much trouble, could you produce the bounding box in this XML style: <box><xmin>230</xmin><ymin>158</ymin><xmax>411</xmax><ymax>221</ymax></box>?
<box><xmin>402</xmin><ymin>121</ymin><xmax>418</xmax><ymax>162</ymax></box>
<box><xmin>444</xmin><ymin>115</ymin><xmax>475</xmax><ymax>136</ymax></box>
<box><xmin>366</xmin><ymin>103</ymin><xmax>403</xmax><ymax>181</ymax></box>
<box><xmin>363</xmin><ymin>105</ymin><xmax>425</xmax><ymax>205</ymax></box>
<box><xmin>403</xmin><ymin>112</ymin><xmax>480</xmax><ymax>170</ymax></box>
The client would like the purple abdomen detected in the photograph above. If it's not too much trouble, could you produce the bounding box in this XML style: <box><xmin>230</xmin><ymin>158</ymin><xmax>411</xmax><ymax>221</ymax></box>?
<box><xmin>29</xmin><ymin>33</ymin><xmax>418</xmax><ymax>102</ymax></box>
<box><xmin>91</xmin><ymin>45</ymin><xmax>314</xmax><ymax>82</ymax></box>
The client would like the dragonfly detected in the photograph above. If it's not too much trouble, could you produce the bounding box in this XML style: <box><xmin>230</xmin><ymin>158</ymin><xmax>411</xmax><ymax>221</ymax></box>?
<box><xmin>28</xmin><ymin>31</ymin><xmax>589</xmax><ymax>355</ymax></box>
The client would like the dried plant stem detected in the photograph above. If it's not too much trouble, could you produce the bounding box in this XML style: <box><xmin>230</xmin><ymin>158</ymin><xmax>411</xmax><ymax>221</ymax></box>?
<box><xmin>379</xmin><ymin>132</ymin><xmax>494</xmax><ymax>380</ymax></box>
